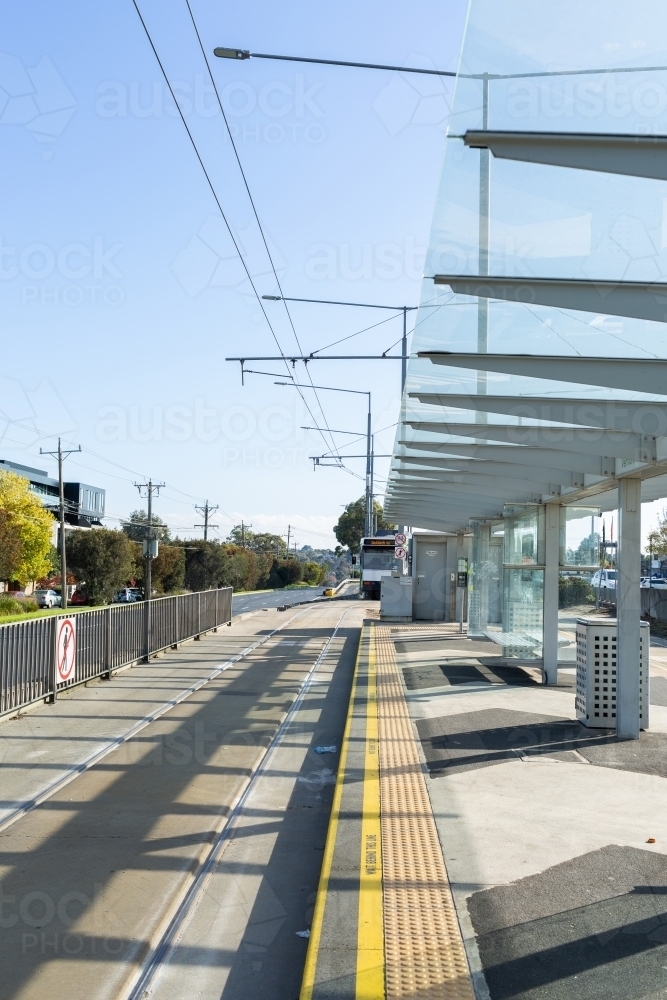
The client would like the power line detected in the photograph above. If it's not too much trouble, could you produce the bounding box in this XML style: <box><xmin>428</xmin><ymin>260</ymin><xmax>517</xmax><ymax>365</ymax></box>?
<box><xmin>182</xmin><ymin>0</ymin><xmax>342</xmax><ymax>462</ymax></box>
<box><xmin>129</xmin><ymin>1</ymin><xmax>339</xmax><ymax>466</ymax></box>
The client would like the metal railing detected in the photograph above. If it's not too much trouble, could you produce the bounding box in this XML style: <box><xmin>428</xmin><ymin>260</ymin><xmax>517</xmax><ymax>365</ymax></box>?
<box><xmin>0</xmin><ymin>587</ymin><xmax>232</xmax><ymax>719</ymax></box>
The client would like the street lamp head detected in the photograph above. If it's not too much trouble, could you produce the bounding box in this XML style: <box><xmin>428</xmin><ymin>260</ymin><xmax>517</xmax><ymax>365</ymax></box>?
<box><xmin>214</xmin><ymin>47</ymin><xmax>250</xmax><ymax>60</ymax></box>
<box><xmin>262</xmin><ymin>294</ymin><xmax>282</xmax><ymax>300</ymax></box>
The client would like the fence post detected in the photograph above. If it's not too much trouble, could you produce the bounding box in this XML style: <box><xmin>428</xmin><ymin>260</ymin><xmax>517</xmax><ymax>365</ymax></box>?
<box><xmin>214</xmin><ymin>588</ymin><xmax>219</xmax><ymax>632</ymax></box>
<box><xmin>49</xmin><ymin>616</ymin><xmax>58</xmax><ymax>703</ymax></box>
<box><xmin>171</xmin><ymin>594</ymin><xmax>179</xmax><ymax>650</ymax></box>
<box><xmin>104</xmin><ymin>606</ymin><xmax>112</xmax><ymax>679</ymax></box>
<box><xmin>195</xmin><ymin>591</ymin><xmax>202</xmax><ymax>640</ymax></box>
<box><xmin>144</xmin><ymin>598</ymin><xmax>151</xmax><ymax>662</ymax></box>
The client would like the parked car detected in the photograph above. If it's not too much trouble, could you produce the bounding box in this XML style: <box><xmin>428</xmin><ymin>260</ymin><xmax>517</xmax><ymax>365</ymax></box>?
<box><xmin>114</xmin><ymin>588</ymin><xmax>144</xmax><ymax>603</ymax></box>
<box><xmin>34</xmin><ymin>589</ymin><xmax>62</xmax><ymax>609</ymax></box>
<box><xmin>69</xmin><ymin>590</ymin><xmax>87</xmax><ymax>605</ymax></box>
<box><xmin>114</xmin><ymin>588</ymin><xmax>137</xmax><ymax>603</ymax></box>
<box><xmin>641</xmin><ymin>576</ymin><xmax>667</xmax><ymax>588</ymax></box>
<box><xmin>591</xmin><ymin>570</ymin><xmax>617</xmax><ymax>593</ymax></box>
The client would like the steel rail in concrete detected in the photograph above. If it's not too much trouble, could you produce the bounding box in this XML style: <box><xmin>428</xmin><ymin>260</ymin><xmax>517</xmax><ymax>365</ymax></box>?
<box><xmin>0</xmin><ymin>606</ymin><xmax>314</xmax><ymax>837</ymax></box>
<box><xmin>126</xmin><ymin>605</ymin><xmax>353</xmax><ymax>1000</ymax></box>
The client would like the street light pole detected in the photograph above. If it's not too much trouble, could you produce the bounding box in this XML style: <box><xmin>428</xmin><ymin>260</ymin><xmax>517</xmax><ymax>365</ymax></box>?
<box><xmin>40</xmin><ymin>438</ymin><xmax>81</xmax><ymax>610</ymax></box>
<box><xmin>214</xmin><ymin>47</ymin><xmax>456</xmax><ymax>79</ymax></box>
<box><xmin>276</xmin><ymin>380</ymin><xmax>372</xmax><ymax>539</ymax></box>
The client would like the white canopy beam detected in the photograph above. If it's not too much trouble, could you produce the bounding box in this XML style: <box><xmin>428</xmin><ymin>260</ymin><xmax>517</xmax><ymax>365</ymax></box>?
<box><xmin>397</xmin><ymin>439</ymin><xmax>615</xmax><ymax>476</ymax></box>
<box><xmin>432</xmin><ymin>275</ymin><xmax>667</xmax><ymax>324</ymax></box>
<box><xmin>404</xmin><ymin>423</ymin><xmax>654</xmax><ymax>462</ymax></box>
<box><xmin>409</xmin><ymin>393</ymin><xmax>667</xmax><ymax>434</ymax></box>
<box><xmin>396</xmin><ymin>455</ymin><xmax>584</xmax><ymax>493</ymax></box>
<box><xmin>463</xmin><ymin>130</ymin><xmax>667</xmax><ymax>182</ymax></box>
<box><xmin>419</xmin><ymin>352</ymin><xmax>667</xmax><ymax>397</ymax></box>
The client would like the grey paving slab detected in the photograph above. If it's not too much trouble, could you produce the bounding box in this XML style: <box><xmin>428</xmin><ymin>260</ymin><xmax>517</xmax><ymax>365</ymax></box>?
<box><xmin>469</xmin><ymin>846</ymin><xmax>667</xmax><ymax>1000</ymax></box>
<box><xmin>391</xmin><ymin>625</ymin><xmax>667</xmax><ymax>1000</ymax></box>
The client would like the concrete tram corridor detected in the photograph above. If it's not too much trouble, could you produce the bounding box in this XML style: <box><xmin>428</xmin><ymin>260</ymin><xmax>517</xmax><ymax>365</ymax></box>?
<box><xmin>0</xmin><ymin>601</ymin><xmax>367</xmax><ymax>1000</ymax></box>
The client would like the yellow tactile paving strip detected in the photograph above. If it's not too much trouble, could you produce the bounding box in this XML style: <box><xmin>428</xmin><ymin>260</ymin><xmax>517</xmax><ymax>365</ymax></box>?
<box><xmin>375</xmin><ymin>624</ymin><xmax>476</xmax><ymax>1000</ymax></box>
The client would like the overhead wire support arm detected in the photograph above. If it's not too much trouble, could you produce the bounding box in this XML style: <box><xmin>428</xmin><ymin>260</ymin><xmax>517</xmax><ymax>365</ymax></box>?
<box><xmin>214</xmin><ymin>48</ymin><xmax>456</xmax><ymax>77</ymax></box>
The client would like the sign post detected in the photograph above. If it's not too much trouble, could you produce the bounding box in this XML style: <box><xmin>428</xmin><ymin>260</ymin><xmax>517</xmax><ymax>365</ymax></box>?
<box><xmin>54</xmin><ymin>616</ymin><xmax>77</xmax><ymax>697</ymax></box>
<box><xmin>456</xmin><ymin>558</ymin><xmax>468</xmax><ymax>633</ymax></box>
<box><xmin>394</xmin><ymin>532</ymin><xmax>408</xmax><ymax>569</ymax></box>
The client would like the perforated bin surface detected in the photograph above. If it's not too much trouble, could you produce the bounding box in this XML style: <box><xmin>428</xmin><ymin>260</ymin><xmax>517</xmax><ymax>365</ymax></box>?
<box><xmin>576</xmin><ymin>618</ymin><xmax>649</xmax><ymax>729</ymax></box>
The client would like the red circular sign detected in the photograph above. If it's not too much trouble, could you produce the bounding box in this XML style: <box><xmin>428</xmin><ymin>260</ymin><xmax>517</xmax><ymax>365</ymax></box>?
<box><xmin>56</xmin><ymin>618</ymin><xmax>77</xmax><ymax>683</ymax></box>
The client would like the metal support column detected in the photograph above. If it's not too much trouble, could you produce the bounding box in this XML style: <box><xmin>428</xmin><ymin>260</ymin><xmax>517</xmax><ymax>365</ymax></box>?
<box><xmin>543</xmin><ymin>502</ymin><xmax>560</xmax><ymax>685</ymax></box>
<box><xmin>468</xmin><ymin>522</ymin><xmax>490</xmax><ymax>638</ymax></box>
<box><xmin>456</xmin><ymin>532</ymin><xmax>465</xmax><ymax>628</ymax></box>
<box><xmin>617</xmin><ymin>477</ymin><xmax>641</xmax><ymax>740</ymax></box>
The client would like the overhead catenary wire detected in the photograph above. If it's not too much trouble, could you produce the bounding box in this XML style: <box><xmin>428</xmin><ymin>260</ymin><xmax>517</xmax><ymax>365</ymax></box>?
<box><xmin>182</xmin><ymin>0</ymin><xmax>343</xmax><ymax>462</ymax></box>
<box><xmin>129</xmin><ymin>1</ymin><xmax>344</xmax><ymax>468</ymax></box>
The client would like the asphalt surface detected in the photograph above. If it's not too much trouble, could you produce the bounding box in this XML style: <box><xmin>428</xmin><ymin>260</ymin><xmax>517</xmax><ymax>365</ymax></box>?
<box><xmin>232</xmin><ymin>587</ymin><xmax>328</xmax><ymax>616</ymax></box>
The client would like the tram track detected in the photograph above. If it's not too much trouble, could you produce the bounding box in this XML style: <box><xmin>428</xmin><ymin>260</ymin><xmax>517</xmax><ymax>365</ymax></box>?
<box><xmin>0</xmin><ymin>605</ymin><xmax>316</xmax><ymax>837</ymax></box>
<box><xmin>123</xmin><ymin>605</ymin><xmax>352</xmax><ymax>1000</ymax></box>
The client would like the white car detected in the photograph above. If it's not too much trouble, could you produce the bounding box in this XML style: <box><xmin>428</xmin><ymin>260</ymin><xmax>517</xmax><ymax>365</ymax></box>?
<box><xmin>591</xmin><ymin>570</ymin><xmax>617</xmax><ymax>592</ymax></box>
<box><xmin>34</xmin><ymin>589</ymin><xmax>62</xmax><ymax>609</ymax></box>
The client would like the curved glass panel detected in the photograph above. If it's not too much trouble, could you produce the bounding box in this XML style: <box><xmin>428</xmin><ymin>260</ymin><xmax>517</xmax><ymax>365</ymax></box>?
<box><xmin>388</xmin><ymin>0</ymin><xmax>667</xmax><ymax>535</ymax></box>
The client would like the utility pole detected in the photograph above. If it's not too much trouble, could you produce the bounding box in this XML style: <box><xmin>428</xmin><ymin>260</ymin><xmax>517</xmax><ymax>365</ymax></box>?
<box><xmin>365</xmin><ymin>395</ymin><xmax>372</xmax><ymax>538</ymax></box>
<box><xmin>40</xmin><ymin>438</ymin><xmax>81</xmax><ymax>610</ymax></box>
<box><xmin>194</xmin><ymin>500</ymin><xmax>219</xmax><ymax>541</ymax></box>
<box><xmin>234</xmin><ymin>520</ymin><xmax>252</xmax><ymax>547</ymax></box>
<box><xmin>286</xmin><ymin>524</ymin><xmax>291</xmax><ymax>553</ymax></box>
<box><xmin>134</xmin><ymin>480</ymin><xmax>164</xmax><ymax>658</ymax></box>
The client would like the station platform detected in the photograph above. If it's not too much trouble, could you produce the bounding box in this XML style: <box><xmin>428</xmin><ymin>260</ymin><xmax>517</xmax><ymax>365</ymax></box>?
<box><xmin>4</xmin><ymin>605</ymin><xmax>667</xmax><ymax>999</ymax></box>
<box><xmin>302</xmin><ymin>620</ymin><xmax>667</xmax><ymax>1000</ymax></box>
<box><xmin>301</xmin><ymin>620</ymin><xmax>475</xmax><ymax>1000</ymax></box>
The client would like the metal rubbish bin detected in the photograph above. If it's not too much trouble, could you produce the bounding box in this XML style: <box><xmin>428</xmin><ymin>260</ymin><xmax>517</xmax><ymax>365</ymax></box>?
<box><xmin>575</xmin><ymin>617</ymin><xmax>649</xmax><ymax>730</ymax></box>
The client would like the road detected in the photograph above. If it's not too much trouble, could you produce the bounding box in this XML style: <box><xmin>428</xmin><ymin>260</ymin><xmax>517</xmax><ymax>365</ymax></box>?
<box><xmin>232</xmin><ymin>582</ymin><xmax>356</xmax><ymax>616</ymax></box>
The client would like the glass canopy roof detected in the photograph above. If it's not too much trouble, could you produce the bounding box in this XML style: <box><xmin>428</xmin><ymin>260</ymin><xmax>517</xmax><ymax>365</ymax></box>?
<box><xmin>386</xmin><ymin>0</ymin><xmax>667</xmax><ymax>532</ymax></box>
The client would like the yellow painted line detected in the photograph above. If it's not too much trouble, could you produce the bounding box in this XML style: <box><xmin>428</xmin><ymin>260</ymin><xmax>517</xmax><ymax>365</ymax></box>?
<box><xmin>356</xmin><ymin>622</ymin><xmax>385</xmax><ymax>999</ymax></box>
<box><xmin>299</xmin><ymin>624</ymin><xmax>365</xmax><ymax>1000</ymax></box>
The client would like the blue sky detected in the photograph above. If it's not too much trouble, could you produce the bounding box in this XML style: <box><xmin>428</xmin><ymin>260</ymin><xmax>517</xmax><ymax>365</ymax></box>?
<box><xmin>0</xmin><ymin>0</ymin><xmax>468</xmax><ymax>547</ymax></box>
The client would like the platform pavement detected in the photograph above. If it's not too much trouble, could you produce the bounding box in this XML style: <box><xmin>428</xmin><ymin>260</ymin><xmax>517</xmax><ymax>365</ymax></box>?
<box><xmin>394</xmin><ymin>624</ymin><xmax>667</xmax><ymax>1000</ymax></box>
<box><xmin>300</xmin><ymin>619</ymin><xmax>475</xmax><ymax>1000</ymax></box>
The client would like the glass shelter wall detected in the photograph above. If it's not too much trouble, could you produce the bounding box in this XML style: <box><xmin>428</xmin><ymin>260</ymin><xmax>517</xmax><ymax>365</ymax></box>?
<box><xmin>391</xmin><ymin>1</ymin><xmax>667</xmax><ymax>535</ymax></box>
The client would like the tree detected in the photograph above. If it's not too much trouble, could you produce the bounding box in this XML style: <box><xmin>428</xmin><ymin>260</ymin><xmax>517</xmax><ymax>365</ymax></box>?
<box><xmin>153</xmin><ymin>544</ymin><xmax>186</xmax><ymax>593</ymax></box>
<box><xmin>0</xmin><ymin>509</ymin><xmax>22</xmax><ymax>582</ymax></box>
<box><xmin>122</xmin><ymin>509</ymin><xmax>171</xmax><ymax>543</ymax></box>
<box><xmin>135</xmin><ymin>543</ymin><xmax>186</xmax><ymax>594</ymax></box>
<box><xmin>648</xmin><ymin>514</ymin><xmax>667</xmax><ymax>558</ymax></box>
<box><xmin>303</xmin><ymin>560</ymin><xmax>328</xmax><ymax>585</ymax></box>
<box><xmin>226</xmin><ymin>527</ymin><xmax>286</xmax><ymax>554</ymax></box>
<box><xmin>268</xmin><ymin>558</ymin><xmax>303</xmax><ymax>587</ymax></box>
<box><xmin>334</xmin><ymin>496</ymin><xmax>396</xmax><ymax>552</ymax></box>
<box><xmin>0</xmin><ymin>471</ymin><xmax>54</xmax><ymax>585</ymax></box>
<box><xmin>67</xmin><ymin>529</ymin><xmax>135</xmax><ymax>604</ymax></box>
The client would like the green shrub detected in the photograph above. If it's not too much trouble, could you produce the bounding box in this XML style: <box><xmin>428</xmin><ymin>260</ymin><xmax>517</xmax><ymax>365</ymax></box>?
<box><xmin>0</xmin><ymin>596</ymin><xmax>39</xmax><ymax>616</ymax></box>
<box><xmin>559</xmin><ymin>576</ymin><xmax>594</xmax><ymax>608</ymax></box>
